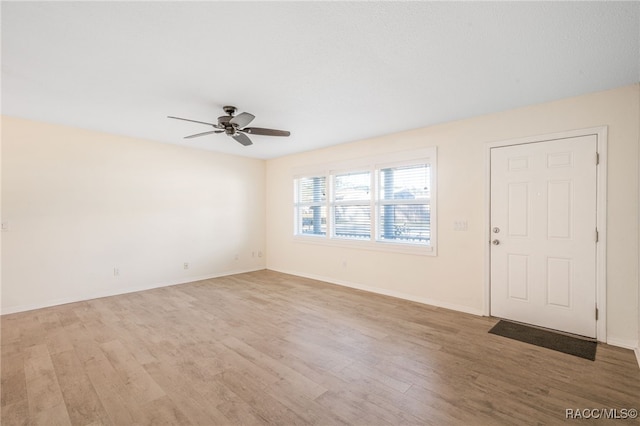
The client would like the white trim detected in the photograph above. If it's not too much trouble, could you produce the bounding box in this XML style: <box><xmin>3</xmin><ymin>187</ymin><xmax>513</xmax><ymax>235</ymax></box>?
<box><xmin>0</xmin><ymin>267</ymin><xmax>264</xmax><ymax>316</ymax></box>
<box><xmin>605</xmin><ymin>337</ymin><xmax>639</xmax><ymax>351</ymax></box>
<box><xmin>484</xmin><ymin>146</ymin><xmax>492</xmax><ymax>316</ymax></box>
<box><xmin>595</xmin><ymin>127</ymin><xmax>608</xmax><ymax>342</ymax></box>
<box><xmin>270</xmin><ymin>267</ymin><xmax>484</xmax><ymax>316</ymax></box>
<box><xmin>292</xmin><ymin>146</ymin><xmax>438</xmax><ymax>256</ymax></box>
<box><xmin>484</xmin><ymin>126</ymin><xmax>608</xmax><ymax>342</ymax></box>
<box><xmin>635</xmin><ymin>346</ymin><xmax>640</xmax><ymax>369</ymax></box>
<box><xmin>293</xmin><ymin>233</ymin><xmax>434</xmax><ymax>256</ymax></box>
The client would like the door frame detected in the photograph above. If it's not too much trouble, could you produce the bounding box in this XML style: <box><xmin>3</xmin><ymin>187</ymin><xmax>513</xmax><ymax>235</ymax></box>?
<box><xmin>484</xmin><ymin>126</ymin><xmax>608</xmax><ymax>342</ymax></box>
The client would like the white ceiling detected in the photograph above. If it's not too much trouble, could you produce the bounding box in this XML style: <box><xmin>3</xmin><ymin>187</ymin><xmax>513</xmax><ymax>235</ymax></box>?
<box><xmin>2</xmin><ymin>2</ymin><xmax>639</xmax><ymax>160</ymax></box>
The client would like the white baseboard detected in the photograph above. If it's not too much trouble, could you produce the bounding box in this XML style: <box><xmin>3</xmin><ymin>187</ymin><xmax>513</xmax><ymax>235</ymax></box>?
<box><xmin>269</xmin><ymin>268</ymin><xmax>484</xmax><ymax>316</ymax></box>
<box><xmin>605</xmin><ymin>337</ymin><xmax>639</xmax><ymax>351</ymax></box>
<box><xmin>635</xmin><ymin>346</ymin><xmax>640</xmax><ymax>369</ymax></box>
<box><xmin>0</xmin><ymin>267</ymin><xmax>264</xmax><ymax>315</ymax></box>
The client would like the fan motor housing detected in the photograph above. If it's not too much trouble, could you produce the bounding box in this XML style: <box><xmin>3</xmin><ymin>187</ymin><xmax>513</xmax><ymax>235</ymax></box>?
<box><xmin>218</xmin><ymin>115</ymin><xmax>232</xmax><ymax>126</ymax></box>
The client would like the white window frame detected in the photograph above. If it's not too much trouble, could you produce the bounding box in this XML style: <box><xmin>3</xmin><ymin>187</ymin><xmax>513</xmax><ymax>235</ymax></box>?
<box><xmin>293</xmin><ymin>174</ymin><xmax>328</xmax><ymax>238</ymax></box>
<box><xmin>293</xmin><ymin>147</ymin><xmax>437</xmax><ymax>256</ymax></box>
<box><xmin>375</xmin><ymin>160</ymin><xmax>432</xmax><ymax>246</ymax></box>
<box><xmin>330</xmin><ymin>169</ymin><xmax>372</xmax><ymax>241</ymax></box>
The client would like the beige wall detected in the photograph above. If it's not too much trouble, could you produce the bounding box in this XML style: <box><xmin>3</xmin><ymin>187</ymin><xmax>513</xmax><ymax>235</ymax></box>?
<box><xmin>266</xmin><ymin>84</ymin><xmax>640</xmax><ymax>348</ymax></box>
<box><xmin>2</xmin><ymin>85</ymin><xmax>638</xmax><ymax>348</ymax></box>
<box><xmin>1</xmin><ymin>116</ymin><xmax>266</xmax><ymax>313</ymax></box>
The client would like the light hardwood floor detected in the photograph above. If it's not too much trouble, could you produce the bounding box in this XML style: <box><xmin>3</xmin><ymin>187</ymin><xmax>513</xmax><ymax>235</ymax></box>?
<box><xmin>2</xmin><ymin>270</ymin><xmax>639</xmax><ymax>425</ymax></box>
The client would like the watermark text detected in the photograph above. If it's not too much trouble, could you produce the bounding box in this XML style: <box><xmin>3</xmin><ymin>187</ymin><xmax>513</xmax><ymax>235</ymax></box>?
<box><xmin>566</xmin><ymin>408</ymin><xmax>638</xmax><ymax>420</ymax></box>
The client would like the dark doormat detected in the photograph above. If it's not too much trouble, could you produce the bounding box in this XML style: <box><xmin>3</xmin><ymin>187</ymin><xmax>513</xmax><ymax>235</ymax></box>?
<box><xmin>489</xmin><ymin>320</ymin><xmax>597</xmax><ymax>361</ymax></box>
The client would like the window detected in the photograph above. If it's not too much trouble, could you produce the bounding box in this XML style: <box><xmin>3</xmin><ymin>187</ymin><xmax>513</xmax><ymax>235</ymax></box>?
<box><xmin>293</xmin><ymin>148</ymin><xmax>436</xmax><ymax>254</ymax></box>
<box><xmin>377</xmin><ymin>164</ymin><xmax>430</xmax><ymax>244</ymax></box>
<box><xmin>332</xmin><ymin>171</ymin><xmax>371</xmax><ymax>240</ymax></box>
<box><xmin>294</xmin><ymin>176</ymin><xmax>327</xmax><ymax>236</ymax></box>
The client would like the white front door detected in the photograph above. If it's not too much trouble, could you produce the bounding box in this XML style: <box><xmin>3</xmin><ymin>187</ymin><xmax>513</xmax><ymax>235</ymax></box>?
<box><xmin>490</xmin><ymin>135</ymin><xmax>598</xmax><ymax>338</ymax></box>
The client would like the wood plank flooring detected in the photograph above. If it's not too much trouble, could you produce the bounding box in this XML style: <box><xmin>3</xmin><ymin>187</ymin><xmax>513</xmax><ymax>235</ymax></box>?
<box><xmin>2</xmin><ymin>270</ymin><xmax>639</xmax><ymax>425</ymax></box>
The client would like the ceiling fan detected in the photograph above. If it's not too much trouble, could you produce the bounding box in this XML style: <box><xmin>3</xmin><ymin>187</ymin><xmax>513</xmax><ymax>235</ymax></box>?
<box><xmin>168</xmin><ymin>106</ymin><xmax>290</xmax><ymax>146</ymax></box>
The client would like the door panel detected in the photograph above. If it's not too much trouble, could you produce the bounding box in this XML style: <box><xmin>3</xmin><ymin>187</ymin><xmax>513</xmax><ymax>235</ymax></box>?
<box><xmin>547</xmin><ymin>180</ymin><xmax>572</xmax><ymax>239</ymax></box>
<box><xmin>507</xmin><ymin>254</ymin><xmax>529</xmax><ymax>300</ymax></box>
<box><xmin>546</xmin><ymin>257</ymin><xmax>571</xmax><ymax>307</ymax></box>
<box><xmin>490</xmin><ymin>135</ymin><xmax>597</xmax><ymax>338</ymax></box>
<box><xmin>508</xmin><ymin>182</ymin><xmax>530</xmax><ymax>237</ymax></box>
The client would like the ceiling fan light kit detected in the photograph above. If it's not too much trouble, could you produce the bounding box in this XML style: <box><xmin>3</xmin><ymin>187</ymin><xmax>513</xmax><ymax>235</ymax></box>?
<box><xmin>168</xmin><ymin>106</ymin><xmax>290</xmax><ymax>147</ymax></box>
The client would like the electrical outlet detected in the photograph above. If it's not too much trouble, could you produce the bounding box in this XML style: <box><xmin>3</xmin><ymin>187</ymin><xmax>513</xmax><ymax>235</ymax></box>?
<box><xmin>183</xmin><ymin>262</ymin><xmax>189</xmax><ymax>270</ymax></box>
<box><xmin>113</xmin><ymin>268</ymin><xmax>120</xmax><ymax>277</ymax></box>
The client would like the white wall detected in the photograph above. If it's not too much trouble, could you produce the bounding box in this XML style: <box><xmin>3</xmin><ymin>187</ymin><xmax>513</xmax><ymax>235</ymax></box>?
<box><xmin>1</xmin><ymin>116</ymin><xmax>266</xmax><ymax>314</ymax></box>
<box><xmin>266</xmin><ymin>84</ymin><xmax>640</xmax><ymax>348</ymax></box>
<box><xmin>2</xmin><ymin>85</ymin><xmax>639</xmax><ymax>350</ymax></box>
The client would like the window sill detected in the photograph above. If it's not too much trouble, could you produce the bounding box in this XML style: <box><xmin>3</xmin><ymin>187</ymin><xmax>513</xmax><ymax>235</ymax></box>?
<box><xmin>292</xmin><ymin>235</ymin><xmax>436</xmax><ymax>256</ymax></box>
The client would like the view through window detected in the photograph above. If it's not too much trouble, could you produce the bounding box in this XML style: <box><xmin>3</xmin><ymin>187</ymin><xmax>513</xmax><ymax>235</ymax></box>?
<box><xmin>293</xmin><ymin>149</ymin><xmax>436</xmax><ymax>253</ymax></box>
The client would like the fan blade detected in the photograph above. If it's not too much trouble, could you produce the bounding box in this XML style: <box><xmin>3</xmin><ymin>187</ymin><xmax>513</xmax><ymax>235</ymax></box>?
<box><xmin>184</xmin><ymin>130</ymin><xmax>222</xmax><ymax>139</ymax></box>
<box><xmin>240</xmin><ymin>127</ymin><xmax>290</xmax><ymax>137</ymax></box>
<box><xmin>232</xmin><ymin>132</ymin><xmax>253</xmax><ymax>146</ymax></box>
<box><xmin>229</xmin><ymin>112</ymin><xmax>255</xmax><ymax>128</ymax></box>
<box><xmin>168</xmin><ymin>116</ymin><xmax>217</xmax><ymax>127</ymax></box>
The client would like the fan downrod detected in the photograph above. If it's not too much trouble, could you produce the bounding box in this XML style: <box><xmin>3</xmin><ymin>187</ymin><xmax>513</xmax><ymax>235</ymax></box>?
<box><xmin>223</xmin><ymin>106</ymin><xmax>237</xmax><ymax>116</ymax></box>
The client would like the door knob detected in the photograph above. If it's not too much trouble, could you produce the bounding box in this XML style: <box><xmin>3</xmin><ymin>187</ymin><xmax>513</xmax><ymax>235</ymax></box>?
<box><xmin>492</xmin><ymin>239</ymin><xmax>500</xmax><ymax>245</ymax></box>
